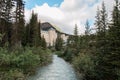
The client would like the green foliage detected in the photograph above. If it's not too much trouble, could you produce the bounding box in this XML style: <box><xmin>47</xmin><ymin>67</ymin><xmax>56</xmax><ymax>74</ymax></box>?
<box><xmin>72</xmin><ymin>53</ymin><xmax>97</xmax><ymax>79</ymax></box>
<box><xmin>55</xmin><ymin>33</ymin><xmax>63</xmax><ymax>51</ymax></box>
<box><xmin>32</xmin><ymin>47</ymin><xmax>52</xmax><ymax>65</ymax></box>
<box><xmin>0</xmin><ymin>0</ymin><xmax>51</xmax><ymax>80</ymax></box>
<box><xmin>74</xmin><ymin>24</ymin><xmax>78</xmax><ymax>36</ymax></box>
<box><xmin>63</xmin><ymin>47</ymin><xmax>73</xmax><ymax>62</ymax></box>
<box><xmin>11</xmin><ymin>0</ymin><xmax>25</xmax><ymax>46</ymax></box>
<box><xmin>1</xmin><ymin>69</ymin><xmax>25</xmax><ymax>80</ymax></box>
<box><xmin>24</xmin><ymin>12</ymin><xmax>43</xmax><ymax>48</ymax></box>
<box><xmin>11</xmin><ymin>49</ymin><xmax>40</xmax><ymax>69</ymax></box>
<box><xmin>0</xmin><ymin>47</ymin><xmax>52</xmax><ymax>80</ymax></box>
<box><xmin>41</xmin><ymin>36</ymin><xmax>47</xmax><ymax>49</ymax></box>
<box><xmin>85</xmin><ymin>20</ymin><xmax>91</xmax><ymax>35</ymax></box>
<box><xmin>55</xmin><ymin>51</ymin><xmax>63</xmax><ymax>57</ymax></box>
<box><xmin>63</xmin><ymin>1</ymin><xmax>120</xmax><ymax>80</ymax></box>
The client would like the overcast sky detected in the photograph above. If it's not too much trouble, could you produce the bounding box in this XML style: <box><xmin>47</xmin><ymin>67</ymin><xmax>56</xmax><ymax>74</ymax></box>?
<box><xmin>24</xmin><ymin>0</ymin><xmax>117</xmax><ymax>34</ymax></box>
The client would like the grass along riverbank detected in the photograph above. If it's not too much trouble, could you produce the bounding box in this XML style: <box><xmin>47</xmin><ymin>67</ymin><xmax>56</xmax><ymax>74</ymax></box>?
<box><xmin>0</xmin><ymin>47</ymin><xmax>52</xmax><ymax>80</ymax></box>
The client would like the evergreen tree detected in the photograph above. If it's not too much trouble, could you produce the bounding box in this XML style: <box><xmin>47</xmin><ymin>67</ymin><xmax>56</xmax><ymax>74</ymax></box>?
<box><xmin>32</xmin><ymin>13</ymin><xmax>38</xmax><ymax>47</ymax></box>
<box><xmin>4</xmin><ymin>0</ymin><xmax>14</xmax><ymax>22</ymax></box>
<box><xmin>41</xmin><ymin>36</ymin><xmax>47</xmax><ymax>49</ymax></box>
<box><xmin>94</xmin><ymin>2</ymin><xmax>109</xmax><ymax>80</ymax></box>
<box><xmin>95</xmin><ymin>7</ymin><xmax>101</xmax><ymax>33</ymax></box>
<box><xmin>11</xmin><ymin>0</ymin><xmax>25</xmax><ymax>47</ymax></box>
<box><xmin>0</xmin><ymin>0</ymin><xmax>14</xmax><ymax>47</ymax></box>
<box><xmin>0</xmin><ymin>0</ymin><xmax>6</xmax><ymax>19</ymax></box>
<box><xmin>55</xmin><ymin>33</ymin><xmax>63</xmax><ymax>51</ymax></box>
<box><xmin>24</xmin><ymin>23</ymin><xmax>30</xmax><ymax>46</ymax></box>
<box><xmin>30</xmin><ymin>12</ymin><xmax>40</xmax><ymax>47</ymax></box>
<box><xmin>26</xmin><ymin>12</ymin><xmax>36</xmax><ymax>46</ymax></box>
<box><xmin>25</xmin><ymin>12</ymin><xmax>41</xmax><ymax>47</ymax></box>
<box><xmin>74</xmin><ymin>24</ymin><xmax>78</xmax><ymax>36</ymax></box>
<box><xmin>84</xmin><ymin>20</ymin><xmax>91</xmax><ymax>49</ymax></box>
<box><xmin>35</xmin><ymin>21</ymin><xmax>41</xmax><ymax>47</ymax></box>
<box><xmin>85</xmin><ymin>20</ymin><xmax>91</xmax><ymax>35</ymax></box>
<box><xmin>73</xmin><ymin>24</ymin><xmax>79</xmax><ymax>56</ymax></box>
<box><xmin>73</xmin><ymin>24</ymin><xmax>79</xmax><ymax>43</ymax></box>
<box><xmin>107</xmin><ymin>0</ymin><xmax>120</xmax><ymax>79</ymax></box>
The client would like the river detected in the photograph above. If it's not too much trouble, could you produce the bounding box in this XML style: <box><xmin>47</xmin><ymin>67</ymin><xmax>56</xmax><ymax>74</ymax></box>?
<box><xmin>28</xmin><ymin>55</ymin><xmax>79</xmax><ymax>80</ymax></box>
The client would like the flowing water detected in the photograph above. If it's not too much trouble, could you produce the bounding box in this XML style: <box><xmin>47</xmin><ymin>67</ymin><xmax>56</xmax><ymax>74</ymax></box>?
<box><xmin>28</xmin><ymin>55</ymin><xmax>79</xmax><ymax>80</ymax></box>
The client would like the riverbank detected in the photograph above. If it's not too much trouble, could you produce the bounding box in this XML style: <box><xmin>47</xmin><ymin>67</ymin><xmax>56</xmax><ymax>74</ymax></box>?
<box><xmin>28</xmin><ymin>55</ymin><xmax>78</xmax><ymax>80</ymax></box>
<box><xmin>0</xmin><ymin>47</ymin><xmax>52</xmax><ymax>80</ymax></box>
<box><xmin>55</xmin><ymin>51</ymin><xmax>84</xmax><ymax>80</ymax></box>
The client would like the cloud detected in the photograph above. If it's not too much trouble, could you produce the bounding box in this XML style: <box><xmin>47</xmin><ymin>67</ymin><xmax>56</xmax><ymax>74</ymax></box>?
<box><xmin>25</xmin><ymin>0</ymin><xmax>116</xmax><ymax>34</ymax></box>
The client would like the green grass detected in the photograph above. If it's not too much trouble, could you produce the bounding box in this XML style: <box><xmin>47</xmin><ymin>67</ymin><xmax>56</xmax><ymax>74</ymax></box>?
<box><xmin>0</xmin><ymin>47</ymin><xmax>52</xmax><ymax>80</ymax></box>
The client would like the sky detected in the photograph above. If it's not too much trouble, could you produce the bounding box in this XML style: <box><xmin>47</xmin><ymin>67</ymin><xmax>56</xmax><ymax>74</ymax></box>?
<box><xmin>24</xmin><ymin>0</ymin><xmax>117</xmax><ymax>34</ymax></box>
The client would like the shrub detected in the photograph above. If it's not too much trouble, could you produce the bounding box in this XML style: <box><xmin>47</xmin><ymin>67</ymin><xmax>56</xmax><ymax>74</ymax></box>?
<box><xmin>72</xmin><ymin>53</ymin><xmax>97</xmax><ymax>79</ymax></box>
<box><xmin>63</xmin><ymin>48</ymin><xmax>73</xmax><ymax>62</ymax></box>
<box><xmin>0</xmin><ymin>48</ymin><xmax>11</xmax><ymax>66</ymax></box>
<box><xmin>10</xmin><ymin>49</ymin><xmax>40</xmax><ymax>70</ymax></box>
<box><xmin>32</xmin><ymin>47</ymin><xmax>52</xmax><ymax>65</ymax></box>
<box><xmin>0</xmin><ymin>69</ymin><xmax>25</xmax><ymax>80</ymax></box>
<box><xmin>0</xmin><ymin>47</ymin><xmax>52</xmax><ymax>79</ymax></box>
<box><xmin>55</xmin><ymin>51</ymin><xmax>63</xmax><ymax>57</ymax></box>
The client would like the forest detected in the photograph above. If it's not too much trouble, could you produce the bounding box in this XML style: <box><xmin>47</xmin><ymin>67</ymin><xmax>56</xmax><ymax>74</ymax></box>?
<box><xmin>0</xmin><ymin>0</ymin><xmax>52</xmax><ymax>79</ymax></box>
<box><xmin>0</xmin><ymin>0</ymin><xmax>120</xmax><ymax>80</ymax></box>
<box><xmin>56</xmin><ymin>0</ymin><xmax>120</xmax><ymax>80</ymax></box>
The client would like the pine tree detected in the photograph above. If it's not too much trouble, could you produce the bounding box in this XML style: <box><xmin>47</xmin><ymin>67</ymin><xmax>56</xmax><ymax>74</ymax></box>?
<box><xmin>55</xmin><ymin>33</ymin><xmax>63</xmax><ymax>51</ymax></box>
<box><xmin>74</xmin><ymin>24</ymin><xmax>78</xmax><ymax>36</ymax></box>
<box><xmin>4</xmin><ymin>0</ymin><xmax>14</xmax><ymax>22</ymax></box>
<box><xmin>11</xmin><ymin>0</ymin><xmax>25</xmax><ymax>47</ymax></box>
<box><xmin>41</xmin><ymin>36</ymin><xmax>47</xmax><ymax>49</ymax></box>
<box><xmin>84</xmin><ymin>20</ymin><xmax>91</xmax><ymax>49</ymax></box>
<box><xmin>35</xmin><ymin>20</ymin><xmax>41</xmax><ymax>47</ymax></box>
<box><xmin>94</xmin><ymin>2</ymin><xmax>109</xmax><ymax>80</ymax></box>
<box><xmin>32</xmin><ymin>13</ymin><xmax>38</xmax><ymax>47</ymax></box>
<box><xmin>25</xmin><ymin>12</ymin><xmax>41</xmax><ymax>47</ymax></box>
<box><xmin>74</xmin><ymin>24</ymin><xmax>79</xmax><ymax>43</ymax></box>
<box><xmin>0</xmin><ymin>0</ymin><xmax>14</xmax><ymax>47</ymax></box>
<box><xmin>107</xmin><ymin>0</ymin><xmax>120</xmax><ymax>79</ymax></box>
<box><xmin>85</xmin><ymin>20</ymin><xmax>91</xmax><ymax>35</ymax></box>
<box><xmin>24</xmin><ymin>23</ymin><xmax>29</xmax><ymax>46</ymax></box>
<box><xmin>95</xmin><ymin>7</ymin><xmax>101</xmax><ymax>34</ymax></box>
<box><xmin>27</xmin><ymin>12</ymin><xmax>37</xmax><ymax>46</ymax></box>
<box><xmin>0</xmin><ymin>0</ymin><xmax>6</xmax><ymax>19</ymax></box>
<box><xmin>72</xmin><ymin>24</ymin><xmax>79</xmax><ymax>56</ymax></box>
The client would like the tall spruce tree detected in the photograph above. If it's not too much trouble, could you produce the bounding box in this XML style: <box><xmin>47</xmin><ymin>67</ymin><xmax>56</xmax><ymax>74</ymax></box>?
<box><xmin>41</xmin><ymin>36</ymin><xmax>47</xmax><ymax>49</ymax></box>
<box><xmin>73</xmin><ymin>24</ymin><xmax>79</xmax><ymax>56</ymax></box>
<box><xmin>85</xmin><ymin>20</ymin><xmax>91</xmax><ymax>35</ymax></box>
<box><xmin>74</xmin><ymin>24</ymin><xmax>79</xmax><ymax>43</ymax></box>
<box><xmin>74</xmin><ymin>24</ymin><xmax>78</xmax><ymax>36</ymax></box>
<box><xmin>55</xmin><ymin>33</ymin><xmax>63</xmax><ymax>51</ymax></box>
<box><xmin>84</xmin><ymin>20</ymin><xmax>91</xmax><ymax>49</ymax></box>
<box><xmin>26</xmin><ymin>12</ymin><xmax>42</xmax><ymax>47</ymax></box>
<box><xmin>107</xmin><ymin>0</ymin><xmax>120</xmax><ymax>79</ymax></box>
<box><xmin>95</xmin><ymin>7</ymin><xmax>101</xmax><ymax>34</ymax></box>
<box><xmin>11</xmin><ymin>0</ymin><xmax>25</xmax><ymax>47</ymax></box>
<box><xmin>28</xmin><ymin>12</ymin><xmax>37</xmax><ymax>46</ymax></box>
<box><xmin>0</xmin><ymin>0</ymin><xmax>14</xmax><ymax>46</ymax></box>
<box><xmin>94</xmin><ymin>2</ymin><xmax>109</xmax><ymax>80</ymax></box>
<box><xmin>35</xmin><ymin>20</ymin><xmax>41</xmax><ymax>47</ymax></box>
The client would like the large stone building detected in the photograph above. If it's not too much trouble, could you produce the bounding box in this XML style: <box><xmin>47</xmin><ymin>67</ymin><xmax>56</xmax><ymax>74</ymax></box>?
<box><xmin>41</xmin><ymin>22</ymin><xmax>69</xmax><ymax>46</ymax></box>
